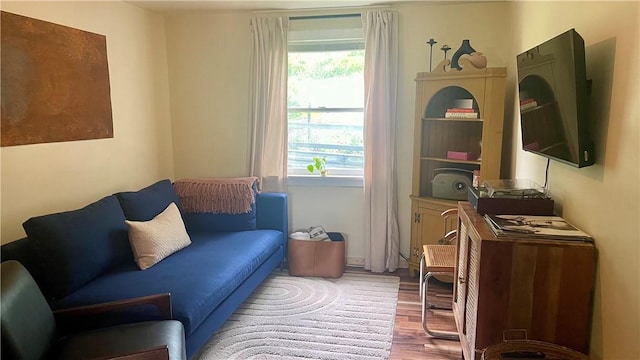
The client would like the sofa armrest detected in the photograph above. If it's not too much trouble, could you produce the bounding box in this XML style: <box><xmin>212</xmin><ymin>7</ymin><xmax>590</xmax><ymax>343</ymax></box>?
<box><xmin>54</xmin><ymin>293</ymin><xmax>172</xmax><ymax>320</ymax></box>
<box><xmin>54</xmin><ymin>293</ymin><xmax>172</xmax><ymax>334</ymax></box>
<box><xmin>0</xmin><ymin>237</ymin><xmax>30</xmax><ymax>263</ymax></box>
<box><xmin>1</xmin><ymin>238</ymin><xmax>57</xmax><ymax>300</ymax></box>
<box><xmin>256</xmin><ymin>193</ymin><xmax>288</xmax><ymax>237</ymax></box>
<box><xmin>92</xmin><ymin>345</ymin><xmax>170</xmax><ymax>360</ymax></box>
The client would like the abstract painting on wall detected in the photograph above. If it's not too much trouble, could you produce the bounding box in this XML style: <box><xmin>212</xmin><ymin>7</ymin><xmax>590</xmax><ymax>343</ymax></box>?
<box><xmin>1</xmin><ymin>11</ymin><xmax>113</xmax><ymax>147</ymax></box>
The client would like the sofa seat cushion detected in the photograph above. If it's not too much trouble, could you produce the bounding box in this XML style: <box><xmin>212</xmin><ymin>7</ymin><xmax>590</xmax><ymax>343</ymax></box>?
<box><xmin>53</xmin><ymin>230</ymin><xmax>284</xmax><ymax>336</ymax></box>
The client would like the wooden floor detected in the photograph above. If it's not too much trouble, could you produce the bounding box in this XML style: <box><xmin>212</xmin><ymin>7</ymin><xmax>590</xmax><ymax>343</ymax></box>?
<box><xmin>347</xmin><ymin>267</ymin><xmax>463</xmax><ymax>359</ymax></box>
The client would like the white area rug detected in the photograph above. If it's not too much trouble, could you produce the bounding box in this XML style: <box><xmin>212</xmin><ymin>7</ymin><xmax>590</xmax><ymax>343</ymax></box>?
<box><xmin>198</xmin><ymin>271</ymin><xmax>400</xmax><ymax>360</ymax></box>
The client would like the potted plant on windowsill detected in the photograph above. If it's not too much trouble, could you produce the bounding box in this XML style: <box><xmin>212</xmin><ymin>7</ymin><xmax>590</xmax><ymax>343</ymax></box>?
<box><xmin>307</xmin><ymin>157</ymin><xmax>328</xmax><ymax>176</ymax></box>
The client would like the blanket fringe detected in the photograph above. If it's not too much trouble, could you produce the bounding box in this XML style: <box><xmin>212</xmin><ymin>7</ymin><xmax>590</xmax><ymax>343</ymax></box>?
<box><xmin>173</xmin><ymin>177</ymin><xmax>259</xmax><ymax>214</ymax></box>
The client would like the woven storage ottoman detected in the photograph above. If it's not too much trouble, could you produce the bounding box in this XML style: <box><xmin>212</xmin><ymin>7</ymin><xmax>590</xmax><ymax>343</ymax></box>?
<box><xmin>288</xmin><ymin>232</ymin><xmax>345</xmax><ymax>278</ymax></box>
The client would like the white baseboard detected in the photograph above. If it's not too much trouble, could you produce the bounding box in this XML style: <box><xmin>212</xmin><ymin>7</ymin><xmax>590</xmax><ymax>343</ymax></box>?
<box><xmin>347</xmin><ymin>257</ymin><xmax>364</xmax><ymax>267</ymax></box>
<box><xmin>346</xmin><ymin>257</ymin><xmax>409</xmax><ymax>269</ymax></box>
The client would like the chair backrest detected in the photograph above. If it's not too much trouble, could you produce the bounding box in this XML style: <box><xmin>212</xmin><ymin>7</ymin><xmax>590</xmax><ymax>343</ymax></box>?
<box><xmin>1</xmin><ymin>260</ymin><xmax>57</xmax><ymax>360</ymax></box>
<box><xmin>439</xmin><ymin>208</ymin><xmax>459</xmax><ymax>245</ymax></box>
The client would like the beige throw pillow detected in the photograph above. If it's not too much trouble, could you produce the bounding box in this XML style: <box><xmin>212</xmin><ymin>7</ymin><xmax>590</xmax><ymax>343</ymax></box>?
<box><xmin>126</xmin><ymin>202</ymin><xmax>191</xmax><ymax>270</ymax></box>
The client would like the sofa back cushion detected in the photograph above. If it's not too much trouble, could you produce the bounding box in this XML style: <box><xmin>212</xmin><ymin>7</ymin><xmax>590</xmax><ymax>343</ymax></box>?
<box><xmin>22</xmin><ymin>195</ymin><xmax>130</xmax><ymax>299</ymax></box>
<box><xmin>115</xmin><ymin>179</ymin><xmax>184</xmax><ymax>221</ymax></box>
<box><xmin>182</xmin><ymin>202</ymin><xmax>257</xmax><ymax>233</ymax></box>
<box><xmin>115</xmin><ymin>179</ymin><xmax>183</xmax><ymax>221</ymax></box>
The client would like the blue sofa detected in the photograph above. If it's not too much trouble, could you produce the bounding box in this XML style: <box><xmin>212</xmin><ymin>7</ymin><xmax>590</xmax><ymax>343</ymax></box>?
<box><xmin>0</xmin><ymin>179</ymin><xmax>288</xmax><ymax>359</ymax></box>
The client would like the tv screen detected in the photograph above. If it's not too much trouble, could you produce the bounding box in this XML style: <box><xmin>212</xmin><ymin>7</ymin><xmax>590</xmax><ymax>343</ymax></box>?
<box><xmin>516</xmin><ymin>29</ymin><xmax>594</xmax><ymax>167</ymax></box>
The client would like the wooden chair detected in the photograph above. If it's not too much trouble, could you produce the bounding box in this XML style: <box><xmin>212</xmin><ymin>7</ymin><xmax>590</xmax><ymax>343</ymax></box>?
<box><xmin>419</xmin><ymin>208</ymin><xmax>459</xmax><ymax>340</ymax></box>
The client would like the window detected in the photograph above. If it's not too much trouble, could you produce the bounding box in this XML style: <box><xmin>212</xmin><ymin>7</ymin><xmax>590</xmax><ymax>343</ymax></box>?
<box><xmin>287</xmin><ymin>16</ymin><xmax>365</xmax><ymax>178</ymax></box>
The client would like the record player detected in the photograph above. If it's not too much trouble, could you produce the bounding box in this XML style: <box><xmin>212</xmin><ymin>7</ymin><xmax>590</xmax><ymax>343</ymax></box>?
<box><xmin>468</xmin><ymin>179</ymin><xmax>555</xmax><ymax>215</ymax></box>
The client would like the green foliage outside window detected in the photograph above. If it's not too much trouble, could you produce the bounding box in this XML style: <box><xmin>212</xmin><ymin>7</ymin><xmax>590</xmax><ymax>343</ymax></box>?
<box><xmin>288</xmin><ymin>50</ymin><xmax>364</xmax><ymax>79</ymax></box>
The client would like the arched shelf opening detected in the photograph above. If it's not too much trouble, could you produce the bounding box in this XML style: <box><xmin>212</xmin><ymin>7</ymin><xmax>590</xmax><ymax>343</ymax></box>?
<box><xmin>424</xmin><ymin>86</ymin><xmax>479</xmax><ymax>119</ymax></box>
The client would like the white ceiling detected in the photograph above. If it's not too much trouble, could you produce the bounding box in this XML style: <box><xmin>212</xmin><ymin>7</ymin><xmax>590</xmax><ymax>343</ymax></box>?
<box><xmin>126</xmin><ymin>0</ymin><xmax>462</xmax><ymax>13</ymax></box>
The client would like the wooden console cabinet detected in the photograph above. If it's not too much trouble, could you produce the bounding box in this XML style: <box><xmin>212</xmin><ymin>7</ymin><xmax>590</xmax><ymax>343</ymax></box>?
<box><xmin>454</xmin><ymin>202</ymin><xmax>595</xmax><ymax>359</ymax></box>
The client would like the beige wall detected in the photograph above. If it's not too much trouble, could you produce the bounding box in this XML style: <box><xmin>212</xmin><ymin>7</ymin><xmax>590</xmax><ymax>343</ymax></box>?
<box><xmin>165</xmin><ymin>11</ymin><xmax>252</xmax><ymax>178</ymax></box>
<box><xmin>0</xmin><ymin>1</ymin><xmax>174</xmax><ymax>243</ymax></box>
<box><xmin>506</xmin><ymin>2</ymin><xmax>640</xmax><ymax>358</ymax></box>
<box><xmin>164</xmin><ymin>2</ymin><xmax>511</xmax><ymax>264</ymax></box>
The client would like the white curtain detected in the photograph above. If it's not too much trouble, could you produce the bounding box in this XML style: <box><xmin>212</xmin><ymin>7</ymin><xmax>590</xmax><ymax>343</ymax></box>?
<box><xmin>362</xmin><ymin>10</ymin><xmax>400</xmax><ymax>273</ymax></box>
<box><xmin>249</xmin><ymin>17</ymin><xmax>289</xmax><ymax>192</ymax></box>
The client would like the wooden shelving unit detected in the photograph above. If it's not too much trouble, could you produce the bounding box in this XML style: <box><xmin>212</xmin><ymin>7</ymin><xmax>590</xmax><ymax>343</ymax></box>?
<box><xmin>408</xmin><ymin>67</ymin><xmax>507</xmax><ymax>277</ymax></box>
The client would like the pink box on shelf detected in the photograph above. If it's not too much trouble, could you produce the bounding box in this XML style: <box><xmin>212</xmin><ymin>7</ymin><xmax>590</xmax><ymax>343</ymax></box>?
<box><xmin>447</xmin><ymin>151</ymin><xmax>477</xmax><ymax>160</ymax></box>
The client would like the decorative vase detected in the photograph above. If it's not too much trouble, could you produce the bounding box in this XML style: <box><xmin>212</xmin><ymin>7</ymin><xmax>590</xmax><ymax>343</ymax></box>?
<box><xmin>451</xmin><ymin>39</ymin><xmax>476</xmax><ymax>70</ymax></box>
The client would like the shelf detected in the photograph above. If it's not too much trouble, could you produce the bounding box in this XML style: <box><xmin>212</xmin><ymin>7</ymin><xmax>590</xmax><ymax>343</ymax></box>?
<box><xmin>421</xmin><ymin>157</ymin><xmax>481</xmax><ymax>165</ymax></box>
<box><xmin>415</xmin><ymin>67</ymin><xmax>507</xmax><ymax>81</ymax></box>
<box><xmin>409</xmin><ymin>195</ymin><xmax>458</xmax><ymax>206</ymax></box>
<box><xmin>423</xmin><ymin>117</ymin><xmax>484</xmax><ymax>122</ymax></box>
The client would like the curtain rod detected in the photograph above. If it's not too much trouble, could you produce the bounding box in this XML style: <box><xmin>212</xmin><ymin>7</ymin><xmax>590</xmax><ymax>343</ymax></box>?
<box><xmin>289</xmin><ymin>13</ymin><xmax>361</xmax><ymax>20</ymax></box>
<box><xmin>252</xmin><ymin>5</ymin><xmax>387</xmax><ymax>14</ymax></box>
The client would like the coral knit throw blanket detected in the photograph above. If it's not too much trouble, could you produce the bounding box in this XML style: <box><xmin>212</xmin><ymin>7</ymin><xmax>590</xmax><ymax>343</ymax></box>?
<box><xmin>173</xmin><ymin>177</ymin><xmax>259</xmax><ymax>214</ymax></box>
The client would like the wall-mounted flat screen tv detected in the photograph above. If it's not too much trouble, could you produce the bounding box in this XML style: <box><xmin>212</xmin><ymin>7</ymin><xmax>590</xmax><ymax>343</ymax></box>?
<box><xmin>516</xmin><ymin>28</ymin><xmax>594</xmax><ymax>168</ymax></box>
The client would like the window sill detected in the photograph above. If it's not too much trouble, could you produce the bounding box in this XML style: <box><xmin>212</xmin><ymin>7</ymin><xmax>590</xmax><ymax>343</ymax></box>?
<box><xmin>287</xmin><ymin>175</ymin><xmax>363</xmax><ymax>188</ymax></box>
